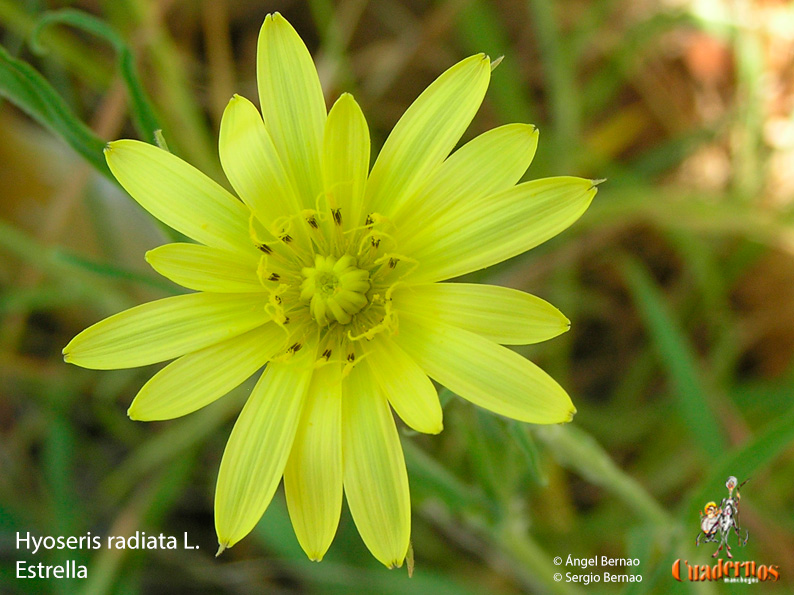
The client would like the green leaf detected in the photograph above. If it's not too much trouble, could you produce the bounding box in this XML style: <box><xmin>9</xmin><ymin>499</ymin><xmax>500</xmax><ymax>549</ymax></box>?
<box><xmin>0</xmin><ymin>43</ymin><xmax>110</xmax><ymax>178</ymax></box>
<box><xmin>32</xmin><ymin>9</ymin><xmax>161</xmax><ymax>142</ymax></box>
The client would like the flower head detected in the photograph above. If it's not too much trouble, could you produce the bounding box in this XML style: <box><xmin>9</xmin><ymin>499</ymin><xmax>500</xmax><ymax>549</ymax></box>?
<box><xmin>64</xmin><ymin>12</ymin><xmax>597</xmax><ymax>567</ymax></box>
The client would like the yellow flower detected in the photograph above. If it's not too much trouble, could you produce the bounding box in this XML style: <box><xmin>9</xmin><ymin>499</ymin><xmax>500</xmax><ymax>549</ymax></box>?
<box><xmin>63</xmin><ymin>12</ymin><xmax>597</xmax><ymax>568</ymax></box>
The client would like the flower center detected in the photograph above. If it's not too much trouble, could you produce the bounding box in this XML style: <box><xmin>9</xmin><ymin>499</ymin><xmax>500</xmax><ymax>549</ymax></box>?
<box><xmin>300</xmin><ymin>254</ymin><xmax>370</xmax><ymax>326</ymax></box>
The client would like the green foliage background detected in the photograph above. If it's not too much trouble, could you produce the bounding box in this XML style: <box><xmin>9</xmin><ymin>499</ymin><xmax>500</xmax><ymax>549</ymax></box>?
<box><xmin>2</xmin><ymin>0</ymin><xmax>794</xmax><ymax>593</ymax></box>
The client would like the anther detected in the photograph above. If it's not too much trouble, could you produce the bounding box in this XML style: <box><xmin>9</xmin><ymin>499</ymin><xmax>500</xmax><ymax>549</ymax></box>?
<box><xmin>332</xmin><ymin>208</ymin><xmax>342</xmax><ymax>225</ymax></box>
<box><xmin>268</xmin><ymin>273</ymin><xmax>281</xmax><ymax>281</ymax></box>
<box><xmin>257</xmin><ymin>244</ymin><xmax>273</xmax><ymax>254</ymax></box>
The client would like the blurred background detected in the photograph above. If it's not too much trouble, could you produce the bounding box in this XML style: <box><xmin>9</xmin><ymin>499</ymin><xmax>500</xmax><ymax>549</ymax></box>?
<box><xmin>2</xmin><ymin>0</ymin><xmax>794</xmax><ymax>593</ymax></box>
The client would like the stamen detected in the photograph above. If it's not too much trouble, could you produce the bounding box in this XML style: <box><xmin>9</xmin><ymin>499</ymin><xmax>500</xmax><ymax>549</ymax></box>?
<box><xmin>347</xmin><ymin>282</ymin><xmax>399</xmax><ymax>342</ymax></box>
<box><xmin>341</xmin><ymin>349</ymin><xmax>368</xmax><ymax>377</ymax></box>
<box><xmin>356</xmin><ymin>226</ymin><xmax>396</xmax><ymax>258</ymax></box>
<box><xmin>373</xmin><ymin>253</ymin><xmax>419</xmax><ymax>280</ymax></box>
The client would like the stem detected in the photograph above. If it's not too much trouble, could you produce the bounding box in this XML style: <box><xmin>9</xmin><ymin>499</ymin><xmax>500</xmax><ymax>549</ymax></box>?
<box><xmin>534</xmin><ymin>424</ymin><xmax>672</xmax><ymax>526</ymax></box>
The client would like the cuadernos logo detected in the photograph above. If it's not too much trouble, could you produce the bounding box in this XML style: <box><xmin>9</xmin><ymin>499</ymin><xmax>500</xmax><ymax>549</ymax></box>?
<box><xmin>672</xmin><ymin>559</ymin><xmax>779</xmax><ymax>583</ymax></box>
<box><xmin>673</xmin><ymin>476</ymin><xmax>779</xmax><ymax>584</ymax></box>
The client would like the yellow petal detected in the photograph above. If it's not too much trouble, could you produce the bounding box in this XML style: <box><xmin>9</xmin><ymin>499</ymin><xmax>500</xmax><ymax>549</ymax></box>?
<box><xmin>394</xmin><ymin>124</ymin><xmax>538</xmax><ymax>237</ymax></box>
<box><xmin>284</xmin><ymin>364</ymin><xmax>343</xmax><ymax>561</ymax></box>
<box><xmin>393</xmin><ymin>283</ymin><xmax>569</xmax><ymax>345</ymax></box>
<box><xmin>128</xmin><ymin>324</ymin><xmax>286</xmax><ymax>421</ymax></box>
<box><xmin>322</xmin><ymin>93</ymin><xmax>370</xmax><ymax>230</ymax></box>
<box><xmin>365</xmin><ymin>337</ymin><xmax>442</xmax><ymax>434</ymax></box>
<box><xmin>342</xmin><ymin>364</ymin><xmax>410</xmax><ymax>568</ymax></box>
<box><xmin>257</xmin><ymin>12</ymin><xmax>325</xmax><ymax>207</ymax></box>
<box><xmin>365</xmin><ymin>54</ymin><xmax>490</xmax><ymax>218</ymax></box>
<box><xmin>215</xmin><ymin>352</ymin><xmax>315</xmax><ymax>550</ymax></box>
<box><xmin>395</xmin><ymin>313</ymin><xmax>576</xmax><ymax>424</ymax></box>
<box><xmin>105</xmin><ymin>140</ymin><xmax>251</xmax><ymax>254</ymax></box>
<box><xmin>146</xmin><ymin>243</ymin><xmax>263</xmax><ymax>293</ymax></box>
<box><xmin>63</xmin><ymin>293</ymin><xmax>270</xmax><ymax>370</ymax></box>
<box><xmin>219</xmin><ymin>95</ymin><xmax>304</xmax><ymax>232</ymax></box>
<box><xmin>405</xmin><ymin>177</ymin><xmax>597</xmax><ymax>283</ymax></box>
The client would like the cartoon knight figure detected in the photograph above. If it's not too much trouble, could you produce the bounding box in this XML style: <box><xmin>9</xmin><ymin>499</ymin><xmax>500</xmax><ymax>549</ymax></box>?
<box><xmin>721</xmin><ymin>476</ymin><xmax>742</xmax><ymax>526</ymax></box>
<box><xmin>696</xmin><ymin>476</ymin><xmax>749</xmax><ymax>553</ymax></box>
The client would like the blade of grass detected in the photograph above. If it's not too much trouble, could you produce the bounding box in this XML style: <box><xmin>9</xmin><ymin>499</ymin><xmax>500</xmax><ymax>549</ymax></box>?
<box><xmin>79</xmin><ymin>456</ymin><xmax>194</xmax><ymax>595</ymax></box>
<box><xmin>403</xmin><ymin>440</ymin><xmax>493</xmax><ymax>514</ymax></box>
<box><xmin>584</xmin><ymin>187</ymin><xmax>794</xmax><ymax>245</ymax></box>
<box><xmin>42</xmin><ymin>415</ymin><xmax>80</xmax><ymax>534</ymax></box>
<box><xmin>681</xmin><ymin>402</ymin><xmax>794</xmax><ymax>523</ymax></box>
<box><xmin>0</xmin><ymin>44</ymin><xmax>111</xmax><ymax>179</ymax></box>
<box><xmin>0</xmin><ymin>218</ymin><xmax>128</xmax><ymax>313</ymax></box>
<box><xmin>456</xmin><ymin>1</ymin><xmax>536</xmax><ymax>125</ymax></box>
<box><xmin>32</xmin><ymin>9</ymin><xmax>161</xmax><ymax>142</ymax></box>
<box><xmin>534</xmin><ymin>423</ymin><xmax>671</xmax><ymax>525</ymax></box>
<box><xmin>308</xmin><ymin>0</ymin><xmax>364</xmax><ymax>94</ymax></box>
<box><xmin>580</xmin><ymin>11</ymin><xmax>695</xmax><ymax>118</ymax></box>
<box><xmin>665</xmin><ymin>231</ymin><xmax>745</xmax><ymax>386</ymax></box>
<box><xmin>0</xmin><ymin>0</ymin><xmax>111</xmax><ymax>86</ymax></box>
<box><xmin>100</xmin><ymin>390</ymin><xmax>244</xmax><ymax>505</ymax></box>
<box><xmin>0</xmin><ymin>285</ymin><xmax>86</xmax><ymax>314</ymax></box>
<box><xmin>53</xmin><ymin>250</ymin><xmax>179</xmax><ymax>294</ymax></box>
<box><xmin>622</xmin><ymin>256</ymin><xmax>728</xmax><ymax>459</ymax></box>
<box><xmin>729</xmin><ymin>3</ymin><xmax>765</xmax><ymax>198</ymax></box>
<box><xmin>108</xmin><ymin>0</ymin><xmax>220</xmax><ymax>180</ymax></box>
<box><xmin>526</xmin><ymin>0</ymin><xmax>579</xmax><ymax>172</ymax></box>
<box><xmin>507</xmin><ymin>421</ymin><xmax>548</xmax><ymax>486</ymax></box>
<box><xmin>466</xmin><ymin>408</ymin><xmax>510</xmax><ymax>506</ymax></box>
